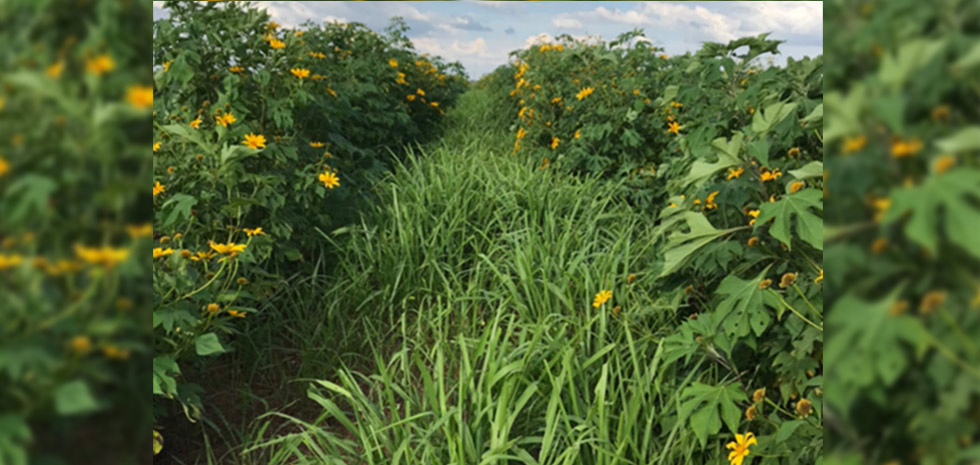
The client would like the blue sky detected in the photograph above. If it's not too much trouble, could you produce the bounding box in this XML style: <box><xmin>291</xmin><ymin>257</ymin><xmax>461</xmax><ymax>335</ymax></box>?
<box><xmin>152</xmin><ymin>1</ymin><xmax>822</xmax><ymax>78</ymax></box>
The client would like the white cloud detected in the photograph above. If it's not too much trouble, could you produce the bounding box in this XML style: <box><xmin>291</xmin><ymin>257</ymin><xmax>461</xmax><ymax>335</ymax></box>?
<box><xmin>736</xmin><ymin>2</ymin><xmax>823</xmax><ymax>36</ymax></box>
<box><xmin>322</xmin><ymin>15</ymin><xmax>347</xmax><ymax>24</ymax></box>
<box><xmin>552</xmin><ymin>16</ymin><xmax>583</xmax><ymax>30</ymax></box>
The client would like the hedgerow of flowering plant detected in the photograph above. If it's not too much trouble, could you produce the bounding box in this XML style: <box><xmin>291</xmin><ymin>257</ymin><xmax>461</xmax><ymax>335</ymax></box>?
<box><xmin>824</xmin><ymin>0</ymin><xmax>980</xmax><ymax>463</ymax></box>
<box><xmin>0</xmin><ymin>0</ymin><xmax>152</xmax><ymax>462</ymax></box>
<box><xmin>151</xmin><ymin>0</ymin><xmax>466</xmax><ymax>446</ymax></box>
<box><xmin>480</xmin><ymin>32</ymin><xmax>823</xmax><ymax>464</ymax></box>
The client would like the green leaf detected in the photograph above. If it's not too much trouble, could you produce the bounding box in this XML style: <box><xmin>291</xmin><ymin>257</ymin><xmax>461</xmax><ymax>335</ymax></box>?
<box><xmin>748</xmin><ymin>138</ymin><xmax>770</xmax><ymax>165</ymax></box>
<box><xmin>659</xmin><ymin>212</ymin><xmax>743</xmax><ymax>277</ymax></box>
<box><xmin>195</xmin><ymin>333</ymin><xmax>226</xmax><ymax>356</ymax></box>
<box><xmin>754</xmin><ymin>188</ymin><xmax>823</xmax><ymax>250</ymax></box>
<box><xmin>0</xmin><ymin>175</ymin><xmax>58</xmax><ymax>225</ymax></box>
<box><xmin>160</xmin><ymin>193</ymin><xmax>198</xmax><ymax>228</ymax></box>
<box><xmin>878</xmin><ymin>38</ymin><xmax>945</xmax><ymax>90</ymax></box>
<box><xmin>788</xmin><ymin>161</ymin><xmax>823</xmax><ymax>180</ymax></box>
<box><xmin>883</xmin><ymin>168</ymin><xmax>980</xmax><ymax>258</ymax></box>
<box><xmin>162</xmin><ymin>123</ymin><xmax>209</xmax><ymax>151</ymax></box>
<box><xmin>800</xmin><ymin>103</ymin><xmax>823</xmax><ymax>127</ymax></box>
<box><xmin>935</xmin><ymin>127</ymin><xmax>980</xmax><ymax>153</ymax></box>
<box><xmin>776</xmin><ymin>420</ymin><xmax>804</xmax><ymax>442</ymax></box>
<box><xmin>662</xmin><ymin>85</ymin><xmax>679</xmax><ymax>102</ymax></box>
<box><xmin>153</xmin><ymin>356</ymin><xmax>180</xmax><ymax>396</ymax></box>
<box><xmin>953</xmin><ymin>41</ymin><xmax>980</xmax><ymax>72</ymax></box>
<box><xmin>679</xmin><ymin>382</ymin><xmax>748</xmax><ymax>446</ymax></box>
<box><xmin>825</xmin><ymin>289</ymin><xmax>930</xmax><ymax>412</ymax></box>
<box><xmin>751</xmin><ymin>101</ymin><xmax>797</xmax><ymax>135</ymax></box>
<box><xmin>682</xmin><ymin>133</ymin><xmax>743</xmax><ymax>187</ymax></box>
<box><xmin>713</xmin><ymin>267</ymin><xmax>779</xmax><ymax>338</ymax></box>
<box><xmin>872</xmin><ymin>94</ymin><xmax>905</xmax><ymax>134</ymax></box>
<box><xmin>54</xmin><ymin>380</ymin><xmax>100</xmax><ymax>416</ymax></box>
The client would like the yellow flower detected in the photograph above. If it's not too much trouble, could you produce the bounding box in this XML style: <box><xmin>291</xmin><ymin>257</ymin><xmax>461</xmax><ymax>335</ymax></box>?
<box><xmin>126</xmin><ymin>223</ymin><xmax>153</xmax><ymax>238</ymax></box>
<box><xmin>931</xmin><ymin>104</ymin><xmax>950</xmax><ymax>121</ymax></box>
<box><xmin>670</xmin><ymin>101</ymin><xmax>683</xmax><ymax>108</ymax></box>
<box><xmin>227</xmin><ymin>310</ymin><xmax>247</xmax><ymax>318</ymax></box>
<box><xmin>125</xmin><ymin>85</ymin><xmax>153</xmax><ymax>109</ymax></box>
<box><xmin>0</xmin><ymin>156</ymin><xmax>9</xmax><ymax>177</ymax></box>
<box><xmin>841</xmin><ymin>135</ymin><xmax>867</xmax><ymax>154</ymax></box>
<box><xmin>417</xmin><ymin>88</ymin><xmax>425</xmax><ymax>96</ymax></box>
<box><xmin>759</xmin><ymin>279</ymin><xmax>772</xmax><ymax>290</ymax></box>
<box><xmin>46</xmin><ymin>61</ymin><xmax>65</xmax><ymax>78</ymax></box>
<box><xmin>659</xmin><ymin>54</ymin><xmax>668</xmax><ymax>59</ymax></box>
<box><xmin>318</xmin><ymin>170</ymin><xmax>340</xmax><ymax>189</ymax></box>
<box><xmin>70</xmin><ymin>335</ymin><xmax>92</xmax><ymax>354</ymax></box>
<box><xmin>290</xmin><ymin>68</ymin><xmax>311</xmax><ymax>79</ymax></box>
<box><xmin>309</xmin><ymin>51</ymin><xmax>326</xmax><ymax>59</ymax></box>
<box><xmin>551</xmin><ymin>96</ymin><xmax>563</xmax><ymax>104</ymax></box>
<box><xmin>430</xmin><ymin>101</ymin><xmax>439</xmax><ymax>108</ymax></box>
<box><xmin>592</xmin><ymin>289</ymin><xmax>612</xmax><ymax>308</ymax></box>
<box><xmin>103</xmin><ymin>345</ymin><xmax>131</xmax><ymax>360</ymax></box>
<box><xmin>216</xmin><ymin>112</ymin><xmax>237</xmax><ymax>127</ymax></box>
<box><xmin>745</xmin><ymin>405</ymin><xmax>757</xmax><ymax>420</ymax></box>
<box><xmin>153</xmin><ymin>141</ymin><xmax>162</xmax><ymax>152</ymax></box>
<box><xmin>540</xmin><ymin>157</ymin><xmax>549</xmax><ymax>170</ymax></box>
<box><xmin>667</xmin><ymin>121</ymin><xmax>682</xmax><ymax>135</ymax></box>
<box><xmin>889</xmin><ymin>300</ymin><xmax>909</xmax><ymax>316</ymax></box>
<box><xmin>787</xmin><ymin>147</ymin><xmax>800</xmax><ymax>157</ymax></box>
<box><xmin>242</xmin><ymin>133</ymin><xmax>267</xmax><ymax>150</ymax></box>
<box><xmin>310</xmin><ymin>141</ymin><xmax>325</xmax><ymax>148</ymax></box>
<box><xmin>790</xmin><ymin>181</ymin><xmax>805</xmax><ymax>193</ymax></box>
<box><xmin>727</xmin><ymin>167</ymin><xmax>744</xmax><ymax>180</ymax></box>
<box><xmin>180</xmin><ymin>250</ymin><xmax>192</xmax><ymax>259</ymax></box>
<box><xmin>779</xmin><ymin>272</ymin><xmax>797</xmax><ymax>288</ymax></box>
<box><xmin>236</xmin><ymin>277</ymin><xmax>249</xmax><ymax>285</ymax></box>
<box><xmin>890</xmin><ymin>138</ymin><xmax>923</xmax><ymax>158</ymax></box>
<box><xmin>206</xmin><ymin>303</ymin><xmax>221</xmax><ymax>315</ymax></box>
<box><xmin>85</xmin><ymin>54</ymin><xmax>115</xmax><ymax>75</ymax></box>
<box><xmin>229</xmin><ymin>66</ymin><xmax>244</xmax><ymax>73</ymax></box>
<box><xmin>209</xmin><ymin>241</ymin><xmax>247</xmax><ymax>256</ymax></box>
<box><xmin>163</xmin><ymin>60</ymin><xmax>174</xmax><ymax>73</ymax></box>
<box><xmin>871</xmin><ymin>197</ymin><xmax>891</xmax><ymax>222</ymax></box>
<box><xmin>574</xmin><ymin>128</ymin><xmax>581</xmax><ymax>139</ymax></box>
<box><xmin>871</xmin><ymin>237</ymin><xmax>889</xmax><ymax>254</ymax></box>
<box><xmin>243</xmin><ymin>227</ymin><xmax>265</xmax><ymax>237</ymax></box>
<box><xmin>752</xmin><ymin>388</ymin><xmax>766</xmax><ymax>403</ymax></box>
<box><xmin>726</xmin><ymin>432</ymin><xmax>757</xmax><ymax>465</ymax></box>
<box><xmin>74</xmin><ymin>244</ymin><xmax>130</xmax><ymax>269</ymax></box>
<box><xmin>760</xmin><ymin>167</ymin><xmax>782</xmax><ymax>182</ymax></box>
<box><xmin>933</xmin><ymin>155</ymin><xmax>956</xmax><ymax>174</ymax></box>
<box><xmin>0</xmin><ymin>253</ymin><xmax>24</xmax><ymax>270</ymax></box>
<box><xmin>191</xmin><ymin>251</ymin><xmax>216</xmax><ymax>262</ymax></box>
<box><xmin>153</xmin><ymin>247</ymin><xmax>174</xmax><ymax>259</ymax></box>
<box><xmin>389</xmin><ymin>58</ymin><xmax>398</xmax><ymax>67</ymax></box>
<box><xmin>627</xmin><ymin>273</ymin><xmax>636</xmax><ymax>284</ymax></box>
<box><xmin>575</xmin><ymin>87</ymin><xmax>594</xmax><ymax>100</ymax></box>
<box><xmin>747</xmin><ymin>237</ymin><xmax>759</xmax><ymax>247</ymax></box>
<box><xmin>406</xmin><ymin>94</ymin><xmax>416</xmax><ymax>101</ymax></box>
<box><xmin>919</xmin><ymin>290</ymin><xmax>946</xmax><ymax>315</ymax></box>
<box><xmin>153</xmin><ymin>181</ymin><xmax>165</xmax><ymax>197</ymax></box>
<box><xmin>551</xmin><ymin>137</ymin><xmax>560</xmax><ymax>150</ymax></box>
<box><xmin>796</xmin><ymin>398</ymin><xmax>813</xmax><ymax>418</ymax></box>
<box><xmin>269</xmin><ymin>38</ymin><xmax>286</xmax><ymax>49</ymax></box>
<box><xmin>189</xmin><ymin>117</ymin><xmax>202</xmax><ymax>129</ymax></box>
<box><xmin>814</xmin><ymin>269</ymin><xmax>823</xmax><ymax>284</ymax></box>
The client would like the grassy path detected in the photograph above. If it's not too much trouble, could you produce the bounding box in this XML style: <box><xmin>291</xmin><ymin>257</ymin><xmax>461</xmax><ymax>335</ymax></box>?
<box><xmin>231</xmin><ymin>88</ymin><xmax>709</xmax><ymax>465</ymax></box>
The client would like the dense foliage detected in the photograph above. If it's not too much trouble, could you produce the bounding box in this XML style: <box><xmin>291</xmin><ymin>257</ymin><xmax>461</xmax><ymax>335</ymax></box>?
<box><xmin>151</xmin><ymin>0</ymin><xmax>466</xmax><ymax>452</ymax></box>
<box><xmin>478</xmin><ymin>32</ymin><xmax>824</xmax><ymax>463</ymax></box>
<box><xmin>0</xmin><ymin>0</ymin><xmax>152</xmax><ymax>463</ymax></box>
<box><xmin>824</xmin><ymin>0</ymin><xmax>980</xmax><ymax>463</ymax></box>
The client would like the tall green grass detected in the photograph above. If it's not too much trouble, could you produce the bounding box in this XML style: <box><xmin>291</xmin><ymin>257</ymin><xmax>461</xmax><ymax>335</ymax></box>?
<box><xmin>241</xmin><ymin>89</ymin><xmax>717</xmax><ymax>464</ymax></box>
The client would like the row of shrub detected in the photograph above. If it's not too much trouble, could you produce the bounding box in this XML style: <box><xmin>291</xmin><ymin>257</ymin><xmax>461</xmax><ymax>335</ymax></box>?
<box><xmin>151</xmin><ymin>0</ymin><xmax>467</xmax><ymax>452</ymax></box>
<box><xmin>477</xmin><ymin>32</ymin><xmax>825</xmax><ymax>462</ymax></box>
